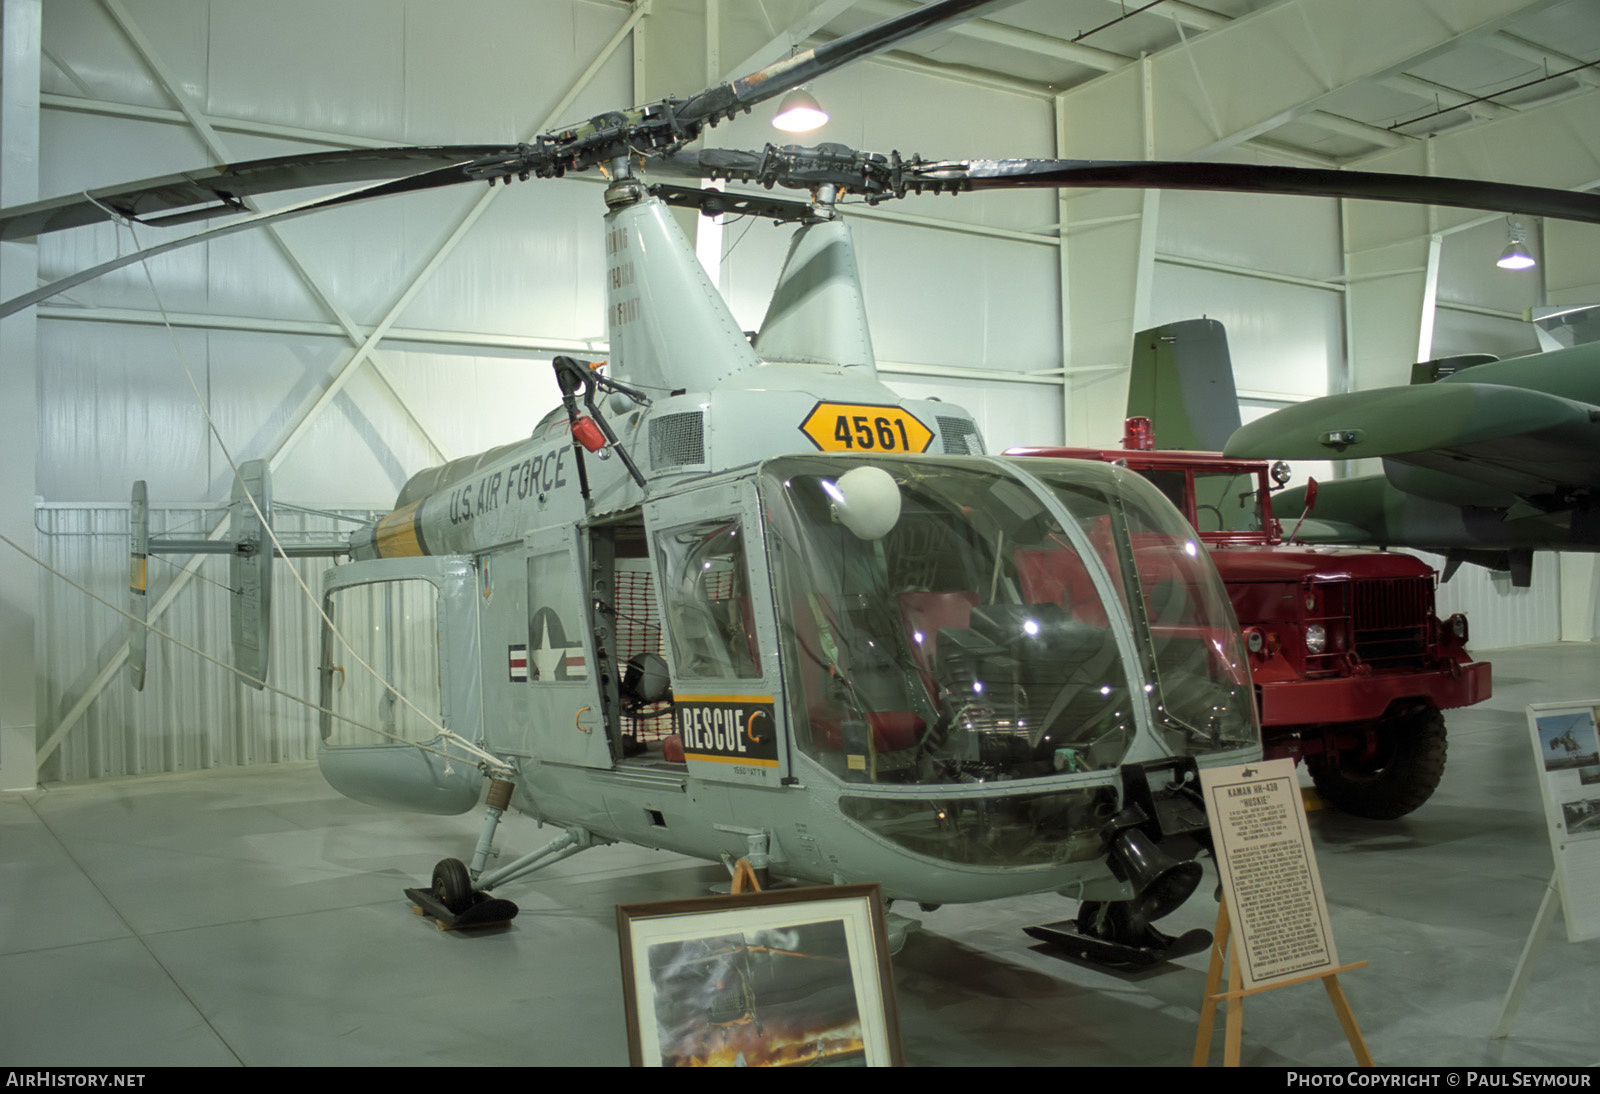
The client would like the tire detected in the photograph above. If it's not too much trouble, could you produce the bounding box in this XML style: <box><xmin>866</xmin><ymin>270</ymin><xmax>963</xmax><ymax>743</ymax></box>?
<box><xmin>1307</xmin><ymin>704</ymin><xmax>1447</xmax><ymax>820</ymax></box>
<box><xmin>432</xmin><ymin>857</ymin><xmax>474</xmax><ymax>914</ymax></box>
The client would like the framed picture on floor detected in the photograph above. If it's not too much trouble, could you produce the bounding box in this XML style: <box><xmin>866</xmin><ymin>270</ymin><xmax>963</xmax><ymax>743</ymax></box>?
<box><xmin>617</xmin><ymin>883</ymin><xmax>902</xmax><ymax>1067</ymax></box>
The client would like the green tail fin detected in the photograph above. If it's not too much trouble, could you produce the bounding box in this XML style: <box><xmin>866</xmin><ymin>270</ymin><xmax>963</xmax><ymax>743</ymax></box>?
<box><xmin>1125</xmin><ymin>318</ymin><xmax>1240</xmax><ymax>451</ymax></box>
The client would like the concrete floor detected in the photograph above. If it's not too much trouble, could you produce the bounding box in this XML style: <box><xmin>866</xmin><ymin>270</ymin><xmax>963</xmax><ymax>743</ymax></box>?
<box><xmin>3</xmin><ymin>642</ymin><xmax>1597</xmax><ymax>1067</ymax></box>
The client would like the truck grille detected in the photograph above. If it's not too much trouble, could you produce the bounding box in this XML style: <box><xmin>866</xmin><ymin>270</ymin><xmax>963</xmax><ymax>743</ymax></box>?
<box><xmin>1320</xmin><ymin>576</ymin><xmax>1433</xmax><ymax>669</ymax></box>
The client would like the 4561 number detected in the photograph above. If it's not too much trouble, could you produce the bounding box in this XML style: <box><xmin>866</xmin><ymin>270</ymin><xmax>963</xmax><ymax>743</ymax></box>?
<box><xmin>800</xmin><ymin>402</ymin><xmax>934</xmax><ymax>454</ymax></box>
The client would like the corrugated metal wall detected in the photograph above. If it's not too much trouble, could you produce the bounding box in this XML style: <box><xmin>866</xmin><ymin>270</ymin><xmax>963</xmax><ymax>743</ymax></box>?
<box><xmin>1429</xmin><ymin>550</ymin><xmax>1563</xmax><ymax>653</ymax></box>
<box><xmin>35</xmin><ymin>503</ymin><xmax>380</xmax><ymax>782</ymax></box>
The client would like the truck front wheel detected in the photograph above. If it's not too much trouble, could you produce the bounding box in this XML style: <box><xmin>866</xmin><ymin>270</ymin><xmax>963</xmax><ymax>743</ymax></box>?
<box><xmin>1306</xmin><ymin>704</ymin><xmax>1447</xmax><ymax>820</ymax></box>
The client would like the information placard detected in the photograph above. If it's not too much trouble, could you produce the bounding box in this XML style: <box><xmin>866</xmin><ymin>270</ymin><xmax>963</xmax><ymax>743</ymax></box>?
<box><xmin>1525</xmin><ymin>702</ymin><xmax>1600</xmax><ymax>943</ymax></box>
<box><xmin>1200</xmin><ymin>758</ymin><xmax>1338</xmax><ymax>990</ymax></box>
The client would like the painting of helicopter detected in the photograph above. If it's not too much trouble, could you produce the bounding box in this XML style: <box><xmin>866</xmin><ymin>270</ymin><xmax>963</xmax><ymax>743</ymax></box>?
<box><xmin>7</xmin><ymin>0</ymin><xmax>1600</xmax><ymax>969</ymax></box>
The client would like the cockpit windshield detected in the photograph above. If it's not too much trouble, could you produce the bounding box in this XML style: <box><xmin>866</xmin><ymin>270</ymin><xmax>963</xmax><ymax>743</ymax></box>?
<box><xmin>1024</xmin><ymin>461</ymin><xmax>1257</xmax><ymax>757</ymax></box>
<box><xmin>758</xmin><ymin>456</ymin><xmax>1256</xmax><ymax>789</ymax></box>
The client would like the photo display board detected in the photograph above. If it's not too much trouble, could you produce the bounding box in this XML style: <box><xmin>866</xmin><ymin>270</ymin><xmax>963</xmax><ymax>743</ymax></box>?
<box><xmin>617</xmin><ymin>885</ymin><xmax>901</xmax><ymax>1067</ymax></box>
<box><xmin>1526</xmin><ymin>702</ymin><xmax>1600</xmax><ymax>943</ymax></box>
<box><xmin>1200</xmin><ymin>757</ymin><xmax>1339</xmax><ymax>990</ymax></box>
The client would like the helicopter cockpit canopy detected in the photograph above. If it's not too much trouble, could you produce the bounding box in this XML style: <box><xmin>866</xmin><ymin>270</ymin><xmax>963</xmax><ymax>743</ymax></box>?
<box><xmin>742</xmin><ymin>455</ymin><xmax>1256</xmax><ymax>788</ymax></box>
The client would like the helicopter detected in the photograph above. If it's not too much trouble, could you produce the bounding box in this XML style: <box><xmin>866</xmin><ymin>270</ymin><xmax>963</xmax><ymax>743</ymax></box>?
<box><xmin>7</xmin><ymin>0</ymin><xmax>1600</xmax><ymax>968</ymax></box>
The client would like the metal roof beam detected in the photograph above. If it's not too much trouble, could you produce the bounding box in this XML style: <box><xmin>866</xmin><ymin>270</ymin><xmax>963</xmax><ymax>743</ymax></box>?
<box><xmin>1490</xmin><ymin>30</ymin><xmax>1600</xmax><ymax>89</ymax></box>
<box><xmin>854</xmin><ymin>0</ymin><xmax>1129</xmax><ymax>71</ymax></box>
<box><xmin>1056</xmin><ymin>0</ymin><xmax>1561</xmax><ymax>161</ymax></box>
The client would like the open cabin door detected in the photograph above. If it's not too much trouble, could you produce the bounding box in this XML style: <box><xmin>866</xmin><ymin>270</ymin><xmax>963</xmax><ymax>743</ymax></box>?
<box><xmin>644</xmin><ymin>480</ymin><xmax>791</xmax><ymax>787</ymax></box>
<box><xmin>317</xmin><ymin>556</ymin><xmax>484</xmax><ymax>815</ymax></box>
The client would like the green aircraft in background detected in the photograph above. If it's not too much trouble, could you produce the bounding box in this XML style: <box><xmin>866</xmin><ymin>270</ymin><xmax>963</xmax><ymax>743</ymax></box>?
<box><xmin>1127</xmin><ymin>316</ymin><xmax>1600</xmax><ymax>587</ymax></box>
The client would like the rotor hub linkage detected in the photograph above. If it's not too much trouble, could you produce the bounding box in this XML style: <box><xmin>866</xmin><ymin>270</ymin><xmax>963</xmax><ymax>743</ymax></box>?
<box><xmin>690</xmin><ymin>144</ymin><xmax>973</xmax><ymax>202</ymax></box>
<box><xmin>465</xmin><ymin>101</ymin><xmax>700</xmax><ymax>188</ymax></box>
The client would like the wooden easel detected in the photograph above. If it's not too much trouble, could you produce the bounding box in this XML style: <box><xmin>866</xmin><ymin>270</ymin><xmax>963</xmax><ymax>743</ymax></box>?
<box><xmin>729</xmin><ymin>857</ymin><xmax>763</xmax><ymax>894</ymax></box>
<box><xmin>1192</xmin><ymin>902</ymin><xmax>1374</xmax><ymax>1067</ymax></box>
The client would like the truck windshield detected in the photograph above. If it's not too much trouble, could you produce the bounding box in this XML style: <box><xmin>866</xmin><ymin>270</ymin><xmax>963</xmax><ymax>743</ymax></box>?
<box><xmin>758</xmin><ymin>456</ymin><xmax>1254</xmax><ymax>788</ymax></box>
<box><xmin>1190</xmin><ymin>470</ymin><xmax>1265</xmax><ymax>534</ymax></box>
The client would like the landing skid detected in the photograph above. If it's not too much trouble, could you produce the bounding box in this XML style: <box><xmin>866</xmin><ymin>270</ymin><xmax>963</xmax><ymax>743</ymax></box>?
<box><xmin>404</xmin><ymin>884</ymin><xmax>520</xmax><ymax>930</ymax></box>
<box><xmin>1024</xmin><ymin>918</ymin><xmax>1211</xmax><ymax>969</ymax></box>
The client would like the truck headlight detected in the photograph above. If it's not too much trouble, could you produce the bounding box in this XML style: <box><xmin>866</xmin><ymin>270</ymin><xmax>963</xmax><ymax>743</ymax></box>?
<box><xmin>1305</xmin><ymin>624</ymin><xmax>1327</xmax><ymax>654</ymax></box>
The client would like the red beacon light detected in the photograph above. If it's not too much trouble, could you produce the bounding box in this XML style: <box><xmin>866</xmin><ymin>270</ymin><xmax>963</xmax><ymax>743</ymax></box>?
<box><xmin>572</xmin><ymin>416</ymin><xmax>608</xmax><ymax>453</ymax></box>
<box><xmin>1123</xmin><ymin>416</ymin><xmax>1154</xmax><ymax>451</ymax></box>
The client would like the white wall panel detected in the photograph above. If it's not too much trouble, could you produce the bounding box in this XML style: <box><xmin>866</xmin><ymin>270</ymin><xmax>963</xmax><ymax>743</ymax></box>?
<box><xmin>403</xmin><ymin>0</ymin><xmax>637</xmax><ymax>141</ymax></box>
<box><xmin>852</xmin><ymin>217</ymin><xmax>1062</xmax><ymax>372</ymax></box>
<box><xmin>1427</xmin><ymin>550</ymin><xmax>1562</xmax><ymax>652</ymax></box>
<box><xmin>396</xmin><ymin>180</ymin><xmax>609</xmax><ymax>338</ymax></box>
<box><xmin>1149</xmin><ymin>262</ymin><xmax>1342</xmax><ymax>399</ymax></box>
<box><xmin>206</xmin><ymin>0</ymin><xmax>408</xmax><ymax>141</ymax></box>
<box><xmin>1157</xmin><ymin>185</ymin><xmax>1343</xmax><ymax>281</ymax></box>
<box><xmin>40</xmin><ymin>319</ymin><xmax>565</xmax><ymax>506</ymax></box>
<box><xmin>40</xmin><ymin>0</ymin><xmax>183</xmax><ymax>109</ymax></box>
<box><xmin>39</xmin><ymin>321</ymin><xmax>213</xmax><ymax>500</ymax></box>
<box><xmin>1430</xmin><ymin>307</ymin><xmax>1540</xmax><ymax>362</ymax></box>
<box><xmin>886</xmin><ymin>373</ymin><xmax>1062</xmax><ymax>453</ymax></box>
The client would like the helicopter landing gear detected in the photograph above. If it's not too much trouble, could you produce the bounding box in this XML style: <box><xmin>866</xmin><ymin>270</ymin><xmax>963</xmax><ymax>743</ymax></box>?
<box><xmin>1025</xmin><ymin>759</ymin><xmax>1214</xmax><ymax>967</ymax></box>
<box><xmin>1024</xmin><ymin>899</ymin><xmax>1211</xmax><ymax>968</ymax></box>
<box><xmin>405</xmin><ymin>857</ymin><xmax>520</xmax><ymax>929</ymax></box>
<box><xmin>432</xmin><ymin>857</ymin><xmax>473</xmax><ymax>914</ymax></box>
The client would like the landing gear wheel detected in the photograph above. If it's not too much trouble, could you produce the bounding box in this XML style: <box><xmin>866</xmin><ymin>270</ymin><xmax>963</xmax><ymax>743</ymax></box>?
<box><xmin>432</xmin><ymin>857</ymin><xmax>473</xmax><ymax>914</ymax></box>
<box><xmin>1308</xmin><ymin>704</ymin><xmax>1447</xmax><ymax>820</ymax></box>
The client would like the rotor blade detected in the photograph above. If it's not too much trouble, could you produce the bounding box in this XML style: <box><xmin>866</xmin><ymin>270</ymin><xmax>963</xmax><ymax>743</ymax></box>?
<box><xmin>0</xmin><ymin>162</ymin><xmax>493</xmax><ymax>319</ymax></box>
<box><xmin>677</xmin><ymin>0</ymin><xmax>1017</xmax><ymax>125</ymax></box>
<box><xmin>0</xmin><ymin>145</ymin><xmax>524</xmax><ymax>242</ymax></box>
<box><xmin>909</xmin><ymin>159</ymin><xmax>1600</xmax><ymax>226</ymax></box>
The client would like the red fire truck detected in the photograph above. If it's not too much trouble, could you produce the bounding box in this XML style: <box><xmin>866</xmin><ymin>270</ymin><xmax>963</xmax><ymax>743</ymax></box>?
<box><xmin>1011</xmin><ymin>420</ymin><xmax>1491</xmax><ymax>819</ymax></box>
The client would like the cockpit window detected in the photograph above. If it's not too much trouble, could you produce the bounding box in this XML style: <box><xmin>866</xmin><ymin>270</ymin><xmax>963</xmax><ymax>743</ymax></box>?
<box><xmin>1026</xmin><ymin>463</ymin><xmax>1256</xmax><ymax>757</ymax></box>
<box><xmin>760</xmin><ymin>457</ymin><xmax>1140</xmax><ymax>787</ymax></box>
<box><xmin>654</xmin><ymin>518</ymin><xmax>762</xmax><ymax>680</ymax></box>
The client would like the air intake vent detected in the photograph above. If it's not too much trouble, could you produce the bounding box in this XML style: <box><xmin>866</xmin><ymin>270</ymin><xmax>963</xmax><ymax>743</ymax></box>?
<box><xmin>649</xmin><ymin>412</ymin><xmax>706</xmax><ymax>470</ymax></box>
<box><xmin>938</xmin><ymin>416</ymin><xmax>985</xmax><ymax>455</ymax></box>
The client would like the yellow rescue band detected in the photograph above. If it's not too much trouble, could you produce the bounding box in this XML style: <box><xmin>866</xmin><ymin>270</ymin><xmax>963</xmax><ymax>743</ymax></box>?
<box><xmin>373</xmin><ymin>502</ymin><xmax>427</xmax><ymax>558</ymax></box>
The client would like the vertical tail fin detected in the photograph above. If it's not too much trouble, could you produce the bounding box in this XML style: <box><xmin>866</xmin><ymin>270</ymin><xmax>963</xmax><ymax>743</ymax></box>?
<box><xmin>753</xmin><ymin>217</ymin><xmax>876</xmax><ymax>373</ymax></box>
<box><xmin>1125</xmin><ymin>318</ymin><xmax>1241</xmax><ymax>451</ymax></box>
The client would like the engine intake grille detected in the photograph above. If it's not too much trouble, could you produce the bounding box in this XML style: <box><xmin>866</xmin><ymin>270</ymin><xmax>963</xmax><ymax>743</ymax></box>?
<box><xmin>938</xmin><ymin>416</ymin><xmax>985</xmax><ymax>455</ymax></box>
<box><xmin>649</xmin><ymin>412</ymin><xmax>706</xmax><ymax>470</ymax></box>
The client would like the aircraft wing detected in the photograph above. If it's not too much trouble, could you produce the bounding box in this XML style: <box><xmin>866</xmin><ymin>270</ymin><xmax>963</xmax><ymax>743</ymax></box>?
<box><xmin>1224</xmin><ymin>381</ymin><xmax>1600</xmax><ymax>501</ymax></box>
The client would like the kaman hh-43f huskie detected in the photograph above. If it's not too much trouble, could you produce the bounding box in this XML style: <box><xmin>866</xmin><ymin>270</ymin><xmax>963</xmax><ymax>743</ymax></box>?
<box><xmin>8</xmin><ymin>0</ymin><xmax>1600</xmax><ymax>966</ymax></box>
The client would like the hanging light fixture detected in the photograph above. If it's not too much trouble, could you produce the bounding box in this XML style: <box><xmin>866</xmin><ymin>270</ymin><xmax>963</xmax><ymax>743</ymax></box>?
<box><xmin>772</xmin><ymin>88</ymin><xmax>828</xmax><ymax>133</ymax></box>
<box><xmin>1497</xmin><ymin>219</ymin><xmax>1536</xmax><ymax>270</ymax></box>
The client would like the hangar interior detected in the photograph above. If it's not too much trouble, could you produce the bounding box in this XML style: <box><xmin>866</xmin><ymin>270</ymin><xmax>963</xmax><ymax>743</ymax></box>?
<box><xmin>3</xmin><ymin>0</ymin><xmax>1600</xmax><ymax>1068</ymax></box>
